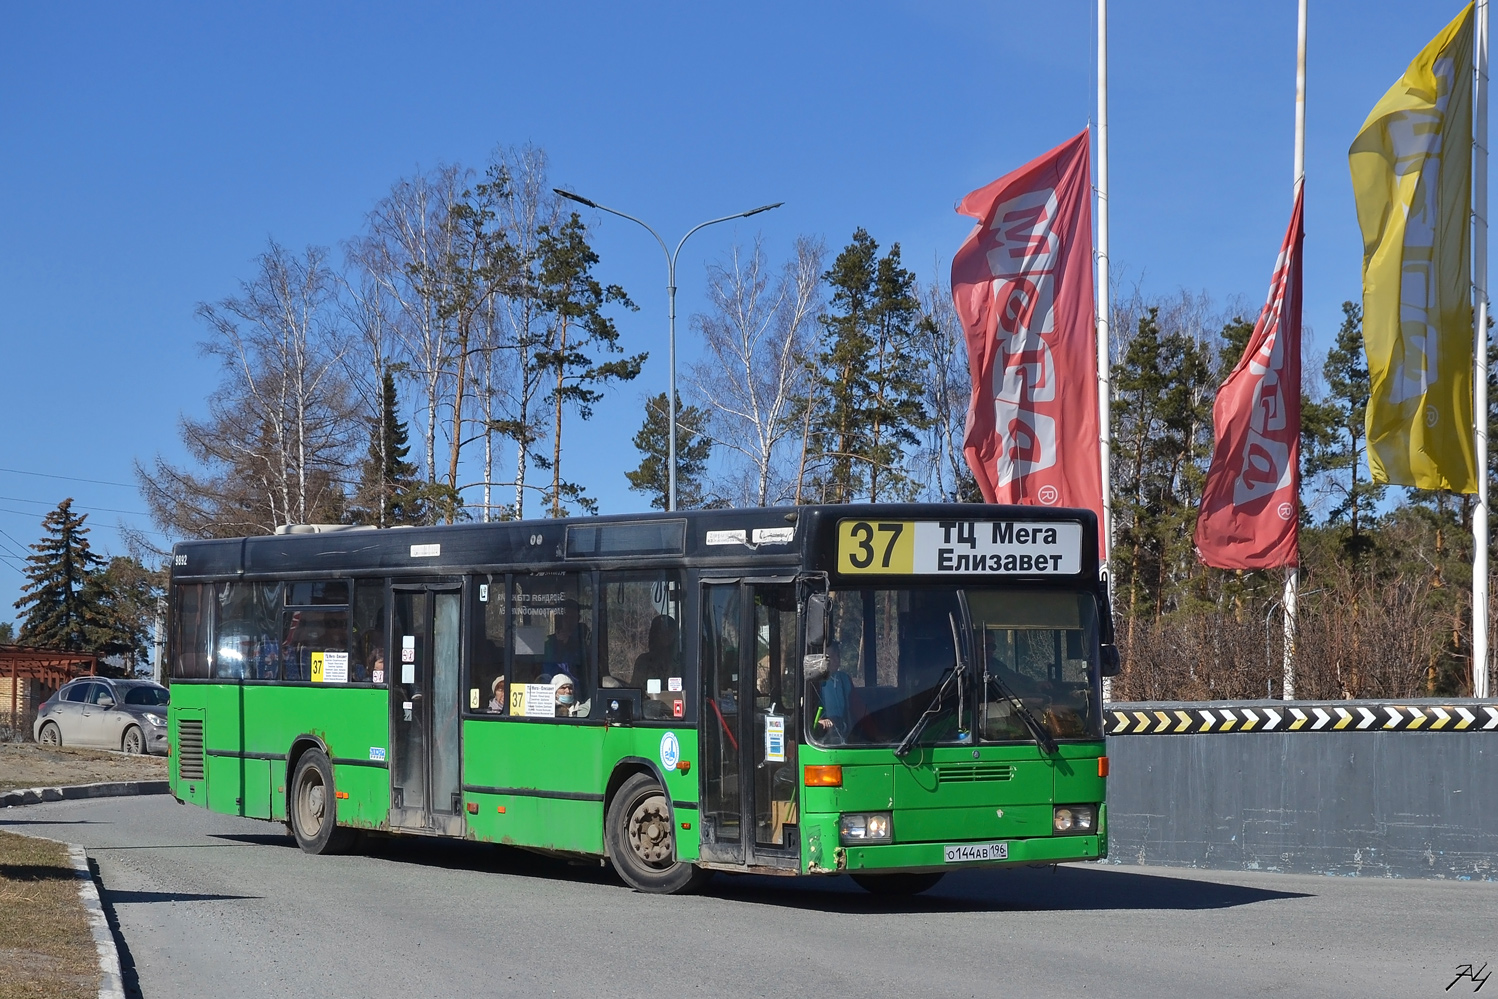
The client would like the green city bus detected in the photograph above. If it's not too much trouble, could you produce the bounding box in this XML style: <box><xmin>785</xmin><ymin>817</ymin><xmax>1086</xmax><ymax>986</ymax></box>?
<box><xmin>166</xmin><ymin>503</ymin><xmax>1116</xmax><ymax>894</ymax></box>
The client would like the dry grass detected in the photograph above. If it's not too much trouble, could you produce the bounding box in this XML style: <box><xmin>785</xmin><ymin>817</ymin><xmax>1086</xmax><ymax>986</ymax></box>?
<box><xmin>0</xmin><ymin>831</ymin><xmax>97</xmax><ymax>999</ymax></box>
<box><xmin>0</xmin><ymin>742</ymin><xmax>166</xmax><ymax>793</ymax></box>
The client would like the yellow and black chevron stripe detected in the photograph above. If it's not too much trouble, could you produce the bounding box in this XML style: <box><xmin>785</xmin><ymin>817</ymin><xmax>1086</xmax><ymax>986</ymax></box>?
<box><xmin>1105</xmin><ymin>702</ymin><xmax>1498</xmax><ymax>735</ymax></box>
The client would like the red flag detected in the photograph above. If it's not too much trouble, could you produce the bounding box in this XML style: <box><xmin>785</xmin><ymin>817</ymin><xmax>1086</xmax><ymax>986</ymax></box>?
<box><xmin>952</xmin><ymin>131</ymin><xmax>1103</xmax><ymax>532</ymax></box>
<box><xmin>1194</xmin><ymin>184</ymin><xmax>1304</xmax><ymax>569</ymax></box>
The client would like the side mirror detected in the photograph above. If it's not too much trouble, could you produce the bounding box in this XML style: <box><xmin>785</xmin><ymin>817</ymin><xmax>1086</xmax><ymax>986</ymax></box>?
<box><xmin>97</xmin><ymin>696</ymin><xmax>116</xmax><ymax>709</ymax></box>
<box><xmin>1100</xmin><ymin>645</ymin><xmax>1122</xmax><ymax>678</ymax></box>
<box><xmin>805</xmin><ymin>593</ymin><xmax>829</xmax><ymax>648</ymax></box>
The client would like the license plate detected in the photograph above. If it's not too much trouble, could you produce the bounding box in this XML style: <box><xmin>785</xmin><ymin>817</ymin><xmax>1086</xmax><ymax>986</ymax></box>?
<box><xmin>944</xmin><ymin>842</ymin><xmax>1009</xmax><ymax>863</ymax></box>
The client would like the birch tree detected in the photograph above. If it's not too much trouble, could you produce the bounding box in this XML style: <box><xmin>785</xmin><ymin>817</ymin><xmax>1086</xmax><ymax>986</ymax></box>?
<box><xmin>690</xmin><ymin>237</ymin><xmax>824</xmax><ymax>506</ymax></box>
<box><xmin>138</xmin><ymin>241</ymin><xmax>356</xmax><ymax>535</ymax></box>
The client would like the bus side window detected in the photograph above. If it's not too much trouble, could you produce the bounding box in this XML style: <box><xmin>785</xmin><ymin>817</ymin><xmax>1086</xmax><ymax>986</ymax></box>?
<box><xmin>214</xmin><ymin>582</ymin><xmax>283</xmax><ymax>680</ymax></box>
<box><xmin>281</xmin><ymin>581</ymin><xmax>350</xmax><ymax>683</ymax></box>
<box><xmin>510</xmin><ymin>574</ymin><xmax>594</xmax><ymax>719</ymax></box>
<box><xmin>352</xmin><ymin>580</ymin><xmax>385</xmax><ymax>684</ymax></box>
<box><xmin>600</xmin><ymin>571</ymin><xmax>685</xmax><ymax>720</ymax></box>
<box><xmin>469</xmin><ymin>574</ymin><xmax>507</xmax><ymax>713</ymax></box>
<box><xmin>172</xmin><ymin>583</ymin><xmax>211</xmax><ymax>679</ymax></box>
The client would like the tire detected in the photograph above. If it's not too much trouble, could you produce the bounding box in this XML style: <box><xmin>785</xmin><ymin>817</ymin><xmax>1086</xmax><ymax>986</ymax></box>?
<box><xmin>38</xmin><ymin>722</ymin><xmax>61</xmax><ymax>747</ymax></box>
<box><xmin>121</xmin><ymin>726</ymin><xmax>143</xmax><ymax>755</ymax></box>
<box><xmin>851</xmin><ymin>872</ymin><xmax>946</xmax><ymax>896</ymax></box>
<box><xmin>605</xmin><ymin>773</ymin><xmax>710</xmax><ymax>894</ymax></box>
<box><xmin>289</xmin><ymin>749</ymin><xmax>357</xmax><ymax>855</ymax></box>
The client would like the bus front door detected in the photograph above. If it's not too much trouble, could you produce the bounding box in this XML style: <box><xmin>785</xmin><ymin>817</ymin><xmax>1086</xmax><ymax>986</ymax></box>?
<box><xmin>389</xmin><ymin>584</ymin><xmax>464</xmax><ymax>837</ymax></box>
<box><xmin>699</xmin><ymin>579</ymin><xmax>801</xmax><ymax>870</ymax></box>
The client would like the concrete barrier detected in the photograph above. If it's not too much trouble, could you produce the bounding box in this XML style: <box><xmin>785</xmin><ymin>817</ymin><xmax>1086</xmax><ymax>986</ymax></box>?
<box><xmin>1104</xmin><ymin>699</ymin><xmax>1498</xmax><ymax>880</ymax></box>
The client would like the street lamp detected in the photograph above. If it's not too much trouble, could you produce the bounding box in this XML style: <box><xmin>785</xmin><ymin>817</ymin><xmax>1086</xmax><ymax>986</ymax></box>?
<box><xmin>555</xmin><ymin>188</ymin><xmax>783</xmax><ymax>511</ymax></box>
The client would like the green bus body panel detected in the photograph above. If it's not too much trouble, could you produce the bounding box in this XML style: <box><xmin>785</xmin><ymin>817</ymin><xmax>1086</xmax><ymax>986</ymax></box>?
<box><xmin>170</xmin><ymin>684</ymin><xmax>390</xmax><ymax>827</ymax></box>
<box><xmin>798</xmin><ymin>741</ymin><xmax>1107</xmax><ymax>874</ymax></box>
<box><xmin>461</xmin><ymin>720</ymin><xmax>700</xmax><ymax>860</ymax></box>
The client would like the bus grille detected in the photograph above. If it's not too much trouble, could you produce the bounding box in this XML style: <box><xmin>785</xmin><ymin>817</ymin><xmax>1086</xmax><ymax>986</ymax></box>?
<box><xmin>177</xmin><ymin>720</ymin><xmax>205</xmax><ymax>780</ymax></box>
<box><xmin>935</xmin><ymin>763</ymin><xmax>1013</xmax><ymax>783</ymax></box>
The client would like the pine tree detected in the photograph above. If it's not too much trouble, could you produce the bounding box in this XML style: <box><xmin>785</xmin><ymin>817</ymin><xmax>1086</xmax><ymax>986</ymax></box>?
<box><xmin>15</xmin><ymin>499</ymin><xmax>106</xmax><ymax>651</ymax></box>
<box><xmin>1304</xmin><ymin>301</ymin><xmax>1385</xmax><ymax>558</ymax></box>
<box><xmin>626</xmin><ymin>393</ymin><xmax>714</xmax><ymax>510</ymax></box>
<box><xmin>1112</xmin><ymin>308</ymin><xmax>1214</xmax><ymax>629</ymax></box>
<box><xmin>809</xmin><ymin>229</ymin><xmax>928</xmax><ymax>502</ymax></box>
<box><xmin>82</xmin><ymin>556</ymin><xmax>161</xmax><ymax>671</ymax></box>
<box><xmin>532</xmin><ymin>212</ymin><xmax>644</xmax><ymax>517</ymax></box>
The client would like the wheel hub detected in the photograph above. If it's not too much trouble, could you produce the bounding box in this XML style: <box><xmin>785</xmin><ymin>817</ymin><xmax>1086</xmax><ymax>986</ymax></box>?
<box><xmin>626</xmin><ymin>795</ymin><xmax>673</xmax><ymax>866</ymax></box>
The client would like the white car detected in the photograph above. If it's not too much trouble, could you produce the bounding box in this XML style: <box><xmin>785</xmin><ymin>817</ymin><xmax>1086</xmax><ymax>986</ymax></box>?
<box><xmin>33</xmin><ymin>678</ymin><xmax>170</xmax><ymax>755</ymax></box>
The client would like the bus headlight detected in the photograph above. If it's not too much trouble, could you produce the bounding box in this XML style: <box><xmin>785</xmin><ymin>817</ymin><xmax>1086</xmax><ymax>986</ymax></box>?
<box><xmin>839</xmin><ymin>812</ymin><xmax>893</xmax><ymax>845</ymax></box>
<box><xmin>1053</xmin><ymin>805</ymin><xmax>1096</xmax><ymax>835</ymax></box>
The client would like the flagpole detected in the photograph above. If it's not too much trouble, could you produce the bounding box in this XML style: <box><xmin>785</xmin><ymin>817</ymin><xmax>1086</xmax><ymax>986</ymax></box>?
<box><xmin>1282</xmin><ymin>0</ymin><xmax>1308</xmax><ymax>702</ymax></box>
<box><xmin>1097</xmin><ymin>0</ymin><xmax>1113</xmax><ymax>701</ymax></box>
<box><xmin>1474</xmin><ymin>0</ymin><xmax>1491</xmax><ymax>699</ymax></box>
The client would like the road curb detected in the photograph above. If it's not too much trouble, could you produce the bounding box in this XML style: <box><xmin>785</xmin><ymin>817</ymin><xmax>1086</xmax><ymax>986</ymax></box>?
<box><xmin>1</xmin><ymin>779</ymin><xmax>170</xmax><ymax>807</ymax></box>
<box><xmin>66</xmin><ymin>843</ymin><xmax>125</xmax><ymax>999</ymax></box>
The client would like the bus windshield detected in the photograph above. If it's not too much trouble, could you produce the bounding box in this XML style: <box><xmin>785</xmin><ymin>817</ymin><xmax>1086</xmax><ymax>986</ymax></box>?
<box><xmin>805</xmin><ymin>586</ymin><xmax>1101</xmax><ymax>749</ymax></box>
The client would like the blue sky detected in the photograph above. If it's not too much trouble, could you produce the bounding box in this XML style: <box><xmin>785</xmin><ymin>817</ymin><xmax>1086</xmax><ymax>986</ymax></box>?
<box><xmin>0</xmin><ymin>1</ymin><xmax>1480</xmax><ymax>620</ymax></box>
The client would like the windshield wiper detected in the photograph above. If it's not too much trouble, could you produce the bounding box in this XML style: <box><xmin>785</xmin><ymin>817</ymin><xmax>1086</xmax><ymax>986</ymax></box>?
<box><xmin>893</xmin><ymin>665</ymin><xmax>962</xmax><ymax>758</ymax></box>
<box><xmin>985</xmin><ymin>670</ymin><xmax>1058</xmax><ymax>754</ymax></box>
<box><xmin>894</xmin><ymin>613</ymin><xmax>969</xmax><ymax>759</ymax></box>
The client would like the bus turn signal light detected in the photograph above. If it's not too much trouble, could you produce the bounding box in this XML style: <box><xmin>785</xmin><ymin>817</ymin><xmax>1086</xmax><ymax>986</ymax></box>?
<box><xmin>466</xmin><ymin>802</ymin><xmax>478</xmax><ymax>814</ymax></box>
<box><xmin>804</xmin><ymin>765</ymin><xmax>843</xmax><ymax>787</ymax></box>
<box><xmin>1098</xmin><ymin>756</ymin><xmax>1109</xmax><ymax>778</ymax></box>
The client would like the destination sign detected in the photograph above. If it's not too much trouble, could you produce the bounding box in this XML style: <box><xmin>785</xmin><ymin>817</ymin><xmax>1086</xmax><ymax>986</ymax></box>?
<box><xmin>836</xmin><ymin>519</ymin><xmax>1083</xmax><ymax>576</ymax></box>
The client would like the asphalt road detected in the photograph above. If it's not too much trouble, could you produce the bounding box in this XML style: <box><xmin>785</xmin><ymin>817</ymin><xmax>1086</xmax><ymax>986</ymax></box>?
<box><xmin>3</xmin><ymin>795</ymin><xmax>1493</xmax><ymax>999</ymax></box>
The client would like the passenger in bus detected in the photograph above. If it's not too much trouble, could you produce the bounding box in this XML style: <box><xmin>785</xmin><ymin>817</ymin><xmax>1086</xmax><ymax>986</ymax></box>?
<box><xmin>544</xmin><ymin>599</ymin><xmax>588</xmax><ymax>677</ymax></box>
<box><xmin>363</xmin><ymin>639</ymin><xmax>385</xmax><ymax>684</ymax></box>
<box><xmin>632</xmin><ymin>614</ymin><xmax>678</xmax><ymax>685</ymax></box>
<box><xmin>551</xmin><ymin>673</ymin><xmax>589</xmax><ymax>718</ymax></box>
<box><xmin>487</xmin><ymin>675</ymin><xmax>507</xmax><ymax>714</ymax></box>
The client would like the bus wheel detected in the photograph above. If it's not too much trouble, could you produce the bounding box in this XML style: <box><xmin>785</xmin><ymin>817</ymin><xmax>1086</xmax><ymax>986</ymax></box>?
<box><xmin>289</xmin><ymin>749</ymin><xmax>356</xmax><ymax>855</ymax></box>
<box><xmin>851</xmin><ymin>872</ymin><xmax>945</xmax><ymax>896</ymax></box>
<box><xmin>606</xmin><ymin>773</ymin><xmax>709</xmax><ymax>894</ymax></box>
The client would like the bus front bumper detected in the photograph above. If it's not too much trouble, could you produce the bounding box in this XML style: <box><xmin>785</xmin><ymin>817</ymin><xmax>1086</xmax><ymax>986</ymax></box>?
<box><xmin>829</xmin><ymin>834</ymin><xmax>1104</xmax><ymax>874</ymax></box>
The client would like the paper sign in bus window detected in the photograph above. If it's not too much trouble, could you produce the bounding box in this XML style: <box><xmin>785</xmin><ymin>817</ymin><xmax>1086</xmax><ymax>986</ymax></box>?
<box><xmin>522</xmin><ymin>684</ymin><xmax>555</xmax><ymax>717</ymax></box>
<box><xmin>321</xmin><ymin>651</ymin><xmax>348</xmax><ymax>683</ymax></box>
<box><xmin>646</xmin><ymin>679</ymin><xmax>662</xmax><ymax>694</ymax></box>
<box><xmin>668</xmin><ymin>677</ymin><xmax>683</xmax><ymax>692</ymax></box>
<box><xmin>401</xmin><ymin>636</ymin><xmax>416</xmax><ymax>661</ymax></box>
<box><xmin>765</xmin><ymin>715</ymin><xmax>786</xmax><ymax>762</ymax></box>
<box><xmin>470</xmin><ymin>688</ymin><xmax>480</xmax><ymax>710</ymax></box>
<box><xmin>310</xmin><ymin>651</ymin><xmax>325</xmax><ymax>683</ymax></box>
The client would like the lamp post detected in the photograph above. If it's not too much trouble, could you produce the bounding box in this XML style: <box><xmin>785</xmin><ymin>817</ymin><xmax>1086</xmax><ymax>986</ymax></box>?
<box><xmin>554</xmin><ymin>189</ymin><xmax>783</xmax><ymax>511</ymax></box>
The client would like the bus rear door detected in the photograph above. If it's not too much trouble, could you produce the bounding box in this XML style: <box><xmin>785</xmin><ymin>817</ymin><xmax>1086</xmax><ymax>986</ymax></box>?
<box><xmin>389</xmin><ymin>582</ymin><xmax>465</xmax><ymax>836</ymax></box>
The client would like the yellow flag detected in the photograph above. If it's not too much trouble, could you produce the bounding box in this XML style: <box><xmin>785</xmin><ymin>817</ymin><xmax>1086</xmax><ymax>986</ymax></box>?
<box><xmin>1350</xmin><ymin>3</ymin><xmax>1475</xmax><ymax>491</ymax></box>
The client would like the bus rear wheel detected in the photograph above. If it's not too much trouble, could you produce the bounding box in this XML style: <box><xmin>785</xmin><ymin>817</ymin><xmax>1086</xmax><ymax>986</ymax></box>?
<box><xmin>851</xmin><ymin>872</ymin><xmax>945</xmax><ymax>896</ymax></box>
<box><xmin>606</xmin><ymin>773</ymin><xmax>709</xmax><ymax>894</ymax></box>
<box><xmin>289</xmin><ymin>749</ymin><xmax>356</xmax><ymax>855</ymax></box>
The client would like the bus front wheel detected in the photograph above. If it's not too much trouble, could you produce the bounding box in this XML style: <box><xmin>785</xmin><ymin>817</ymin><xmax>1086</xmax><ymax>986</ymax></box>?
<box><xmin>289</xmin><ymin>749</ymin><xmax>356</xmax><ymax>855</ymax></box>
<box><xmin>606</xmin><ymin>773</ymin><xmax>709</xmax><ymax>894</ymax></box>
<box><xmin>851</xmin><ymin>872</ymin><xmax>945</xmax><ymax>896</ymax></box>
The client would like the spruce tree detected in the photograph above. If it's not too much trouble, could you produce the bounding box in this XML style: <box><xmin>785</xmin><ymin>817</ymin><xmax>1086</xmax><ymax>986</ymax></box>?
<box><xmin>15</xmin><ymin>499</ymin><xmax>106</xmax><ymax>651</ymax></box>
<box><xmin>809</xmin><ymin>229</ymin><xmax>928</xmax><ymax>502</ymax></box>
<box><xmin>358</xmin><ymin>369</ymin><xmax>425</xmax><ymax>527</ymax></box>
<box><xmin>626</xmin><ymin>393</ymin><xmax>713</xmax><ymax>510</ymax></box>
